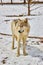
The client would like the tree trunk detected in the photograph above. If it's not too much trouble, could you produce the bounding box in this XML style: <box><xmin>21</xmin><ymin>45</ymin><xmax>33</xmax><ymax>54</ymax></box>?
<box><xmin>11</xmin><ymin>0</ymin><xmax>12</xmax><ymax>3</ymax></box>
<box><xmin>28</xmin><ymin>0</ymin><xmax>32</xmax><ymax>15</ymax></box>
<box><xmin>1</xmin><ymin>0</ymin><xmax>2</xmax><ymax>3</ymax></box>
<box><xmin>24</xmin><ymin>0</ymin><xmax>26</xmax><ymax>4</ymax></box>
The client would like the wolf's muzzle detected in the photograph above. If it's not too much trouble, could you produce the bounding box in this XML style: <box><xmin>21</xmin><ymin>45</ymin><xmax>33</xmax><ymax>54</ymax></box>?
<box><xmin>18</xmin><ymin>30</ymin><xmax>24</xmax><ymax>33</ymax></box>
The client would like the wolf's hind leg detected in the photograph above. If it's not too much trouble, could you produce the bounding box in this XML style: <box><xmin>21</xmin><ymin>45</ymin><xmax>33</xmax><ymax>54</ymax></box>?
<box><xmin>16</xmin><ymin>38</ymin><xmax>20</xmax><ymax>57</ymax></box>
<box><xmin>12</xmin><ymin>35</ymin><xmax>14</xmax><ymax>49</ymax></box>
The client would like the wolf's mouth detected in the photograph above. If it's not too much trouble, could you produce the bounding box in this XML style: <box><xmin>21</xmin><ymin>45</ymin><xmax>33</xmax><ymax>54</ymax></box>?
<box><xmin>18</xmin><ymin>30</ymin><xmax>24</xmax><ymax>33</ymax></box>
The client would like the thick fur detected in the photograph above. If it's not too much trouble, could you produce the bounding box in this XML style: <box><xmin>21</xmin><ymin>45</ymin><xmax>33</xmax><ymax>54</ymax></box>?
<box><xmin>11</xmin><ymin>18</ymin><xmax>30</xmax><ymax>56</ymax></box>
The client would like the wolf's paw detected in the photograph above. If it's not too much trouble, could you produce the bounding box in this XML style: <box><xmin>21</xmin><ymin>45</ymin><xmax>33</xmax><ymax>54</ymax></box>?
<box><xmin>23</xmin><ymin>53</ymin><xmax>28</xmax><ymax>56</ymax></box>
<box><xmin>12</xmin><ymin>47</ymin><xmax>17</xmax><ymax>50</ymax></box>
<box><xmin>16</xmin><ymin>53</ymin><xmax>20</xmax><ymax>57</ymax></box>
<box><xmin>14</xmin><ymin>47</ymin><xmax>17</xmax><ymax>49</ymax></box>
<box><xmin>12</xmin><ymin>47</ymin><xmax>14</xmax><ymax>49</ymax></box>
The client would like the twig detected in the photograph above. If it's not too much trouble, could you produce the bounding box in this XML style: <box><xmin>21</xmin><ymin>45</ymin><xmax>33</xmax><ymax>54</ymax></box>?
<box><xmin>31</xmin><ymin>5</ymin><xmax>43</xmax><ymax>11</ymax></box>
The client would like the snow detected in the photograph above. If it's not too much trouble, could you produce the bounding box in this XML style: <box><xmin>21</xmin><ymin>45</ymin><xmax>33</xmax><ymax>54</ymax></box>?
<box><xmin>33</xmin><ymin>0</ymin><xmax>43</xmax><ymax>1</ymax></box>
<box><xmin>0</xmin><ymin>35</ymin><xmax>43</xmax><ymax>65</ymax></box>
<box><xmin>2</xmin><ymin>0</ymin><xmax>11</xmax><ymax>3</ymax></box>
<box><xmin>0</xmin><ymin>4</ymin><xmax>43</xmax><ymax>16</ymax></box>
<box><xmin>2</xmin><ymin>0</ymin><xmax>24</xmax><ymax>3</ymax></box>
<box><xmin>12</xmin><ymin>0</ymin><xmax>24</xmax><ymax>3</ymax></box>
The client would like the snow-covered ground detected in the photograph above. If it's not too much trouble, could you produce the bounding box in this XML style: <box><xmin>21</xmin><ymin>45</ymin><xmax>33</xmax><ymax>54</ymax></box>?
<box><xmin>0</xmin><ymin>1</ymin><xmax>43</xmax><ymax>65</ymax></box>
<box><xmin>0</xmin><ymin>35</ymin><xmax>43</xmax><ymax>65</ymax></box>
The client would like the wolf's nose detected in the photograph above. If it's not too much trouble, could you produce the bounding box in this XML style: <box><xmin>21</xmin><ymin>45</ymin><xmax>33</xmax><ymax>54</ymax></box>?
<box><xmin>18</xmin><ymin>30</ymin><xmax>24</xmax><ymax>33</ymax></box>
<box><xmin>18</xmin><ymin>30</ymin><xmax>21</xmax><ymax>33</ymax></box>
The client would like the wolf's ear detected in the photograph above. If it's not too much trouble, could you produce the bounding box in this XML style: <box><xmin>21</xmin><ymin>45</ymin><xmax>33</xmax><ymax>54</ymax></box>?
<box><xmin>15</xmin><ymin>21</ymin><xmax>17</xmax><ymax>25</ymax></box>
<box><xmin>18</xmin><ymin>19</ymin><xmax>21</xmax><ymax>21</ymax></box>
<box><xmin>24</xmin><ymin>18</ymin><xmax>28</xmax><ymax>23</ymax></box>
<box><xmin>14</xmin><ymin>20</ymin><xmax>18</xmax><ymax>26</ymax></box>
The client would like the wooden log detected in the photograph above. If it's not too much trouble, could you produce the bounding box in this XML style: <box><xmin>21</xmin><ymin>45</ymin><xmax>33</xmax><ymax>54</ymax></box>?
<box><xmin>0</xmin><ymin>2</ymin><xmax>24</xmax><ymax>5</ymax></box>
<box><xmin>4</xmin><ymin>20</ymin><xmax>10</xmax><ymax>21</ymax></box>
<box><xmin>0</xmin><ymin>1</ymin><xmax>43</xmax><ymax>5</ymax></box>
<box><xmin>31</xmin><ymin>1</ymin><xmax>43</xmax><ymax>4</ymax></box>
<box><xmin>0</xmin><ymin>33</ymin><xmax>12</xmax><ymax>36</ymax></box>
<box><xmin>28</xmin><ymin>36</ymin><xmax>43</xmax><ymax>39</ymax></box>
<box><xmin>0</xmin><ymin>33</ymin><xmax>43</xmax><ymax>39</ymax></box>
<box><xmin>40</xmin><ymin>39</ymin><xmax>43</xmax><ymax>43</ymax></box>
<box><xmin>5</xmin><ymin>14</ymin><xmax>40</xmax><ymax>17</ymax></box>
<box><xmin>5</xmin><ymin>14</ymin><xmax>26</xmax><ymax>17</ymax></box>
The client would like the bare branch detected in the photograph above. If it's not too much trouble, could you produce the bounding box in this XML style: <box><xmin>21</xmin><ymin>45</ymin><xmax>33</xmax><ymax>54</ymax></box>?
<box><xmin>31</xmin><ymin>5</ymin><xmax>43</xmax><ymax>11</ymax></box>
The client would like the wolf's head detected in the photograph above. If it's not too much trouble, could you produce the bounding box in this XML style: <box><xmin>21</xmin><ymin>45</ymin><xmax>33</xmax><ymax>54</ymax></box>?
<box><xmin>15</xmin><ymin>18</ymin><xmax>30</xmax><ymax>34</ymax></box>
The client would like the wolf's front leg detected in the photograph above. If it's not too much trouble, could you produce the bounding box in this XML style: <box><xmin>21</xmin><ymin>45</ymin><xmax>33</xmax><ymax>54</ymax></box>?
<box><xmin>23</xmin><ymin>37</ymin><xmax>28</xmax><ymax>56</ymax></box>
<box><xmin>16</xmin><ymin>38</ymin><xmax>20</xmax><ymax>57</ymax></box>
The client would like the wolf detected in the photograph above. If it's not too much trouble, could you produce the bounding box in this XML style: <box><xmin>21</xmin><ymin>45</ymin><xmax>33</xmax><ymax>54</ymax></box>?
<box><xmin>11</xmin><ymin>18</ymin><xmax>30</xmax><ymax>56</ymax></box>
